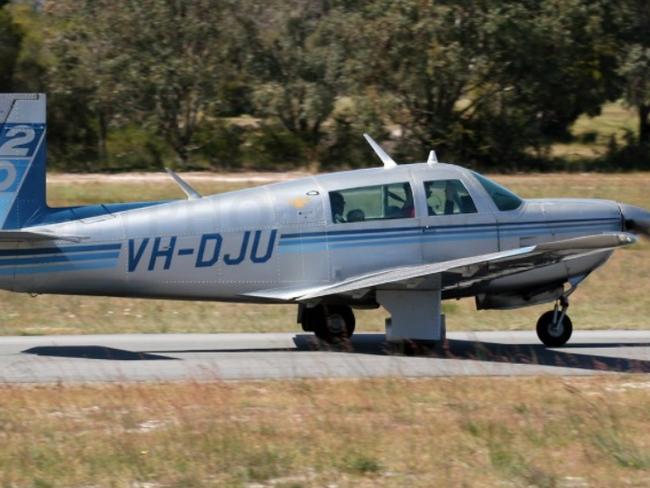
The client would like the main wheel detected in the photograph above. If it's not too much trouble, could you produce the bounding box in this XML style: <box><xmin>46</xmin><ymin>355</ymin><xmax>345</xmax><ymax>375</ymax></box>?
<box><xmin>536</xmin><ymin>310</ymin><xmax>573</xmax><ymax>347</ymax></box>
<box><xmin>302</xmin><ymin>304</ymin><xmax>355</xmax><ymax>342</ymax></box>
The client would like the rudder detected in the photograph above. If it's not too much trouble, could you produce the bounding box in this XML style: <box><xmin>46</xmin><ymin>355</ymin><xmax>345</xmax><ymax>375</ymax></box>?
<box><xmin>0</xmin><ymin>93</ymin><xmax>47</xmax><ymax>229</ymax></box>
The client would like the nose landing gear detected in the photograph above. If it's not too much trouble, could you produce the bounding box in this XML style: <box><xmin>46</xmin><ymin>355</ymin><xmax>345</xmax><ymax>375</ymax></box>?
<box><xmin>536</xmin><ymin>295</ymin><xmax>573</xmax><ymax>347</ymax></box>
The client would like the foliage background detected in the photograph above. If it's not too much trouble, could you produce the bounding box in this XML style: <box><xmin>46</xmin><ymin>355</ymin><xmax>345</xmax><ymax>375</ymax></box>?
<box><xmin>1</xmin><ymin>0</ymin><xmax>649</xmax><ymax>172</ymax></box>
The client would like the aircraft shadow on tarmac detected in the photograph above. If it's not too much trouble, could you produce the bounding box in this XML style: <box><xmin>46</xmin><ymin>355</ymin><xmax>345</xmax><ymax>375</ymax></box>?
<box><xmin>298</xmin><ymin>334</ymin><xmax>650</xmax><ymax>374</ymax></box>
<box><xmin>437</xmin><ymin>339</ymin><xmax>650</xmax><ymax>374</ymax></box>
<box><xmin>22</xmin><ymin>345</ymin><xmax>176</xmax><ymax>361</ymax></box>
<box><xmin>20</xmin><ymin>334</ymin><xmax>650</xmax><ymax>373</ymax></box>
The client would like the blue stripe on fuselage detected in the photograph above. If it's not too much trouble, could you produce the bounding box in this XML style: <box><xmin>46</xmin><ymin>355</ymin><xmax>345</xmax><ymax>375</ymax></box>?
<box><xmin>0</xmin><ymin>251</ymin><xmax>120</xmax><ymax>267</ymax></box>
<box><xmin>0</xmin><ymin>259</ymin><xmax>119</xmax><ymax>276</ymax></box>
<box><xmin>0</xmin><ymin>243</ymin><xmax>123</xmax><ymax>274</ymax></box>
<box><xmin>279</xmin><ymin>217</ymin><xmax>619</xmax><ymax>242</ymax></box>
<box><xmin>280</xmin><ymin>228</ymin><xmax>423</xmax><ymax>246</ymax></box>
<box><xmin>0</xmin><ymin>243</ymin><xmax>121</xmax><ymax>257</ymax></box>
<box><xmin>278</xmin><ymin>218</ymin><xmax>621</xmax><ymax>253</ymax></box>
<box><xmin>280</xmin><ymin>225</ymin><xmax>422</xmax><ymax>240</ymax></box>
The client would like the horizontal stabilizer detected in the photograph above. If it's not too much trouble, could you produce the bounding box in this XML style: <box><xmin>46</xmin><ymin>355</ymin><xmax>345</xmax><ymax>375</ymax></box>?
<box><xmin>0</xmin><ymin>229</ymin><xmax>86</xmax><ymax>242</ymax></box>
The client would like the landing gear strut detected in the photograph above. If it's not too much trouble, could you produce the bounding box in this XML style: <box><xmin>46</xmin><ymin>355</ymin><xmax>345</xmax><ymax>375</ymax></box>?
<box><xmin>536</xmin><ymin>295</ymin><xmax>573</xmax><ymax>347</ymax></box>
<box><xmin>300</xmin><ymin>304</ymin><xmax>355</xmax><ymax>343</ymax></box>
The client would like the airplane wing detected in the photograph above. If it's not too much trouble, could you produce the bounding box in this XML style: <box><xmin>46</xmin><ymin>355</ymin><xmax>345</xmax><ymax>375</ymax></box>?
<box><xmin>244</xmin><ymin>232</ymin><xmax>637</xmax><ymax>302</ymax></box>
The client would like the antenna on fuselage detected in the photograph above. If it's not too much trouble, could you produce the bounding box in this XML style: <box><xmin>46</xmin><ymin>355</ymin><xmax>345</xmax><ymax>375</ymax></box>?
<box><xmin>165</xmin><ymin>168</ymin><xmax>202</xmax><ymax>200</ymax></box>
<box><xmin>427</xmin><ymin>150</ymin><xmax>438</xmax><ymax>165</ymax></box>
<box><xmin>363</xmin><ymin>133</ymin><xmax>397</xmax><ymax>169</ymax></box>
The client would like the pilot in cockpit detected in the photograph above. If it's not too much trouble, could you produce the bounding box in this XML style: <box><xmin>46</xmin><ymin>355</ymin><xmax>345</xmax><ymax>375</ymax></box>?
<box><xmin>400</xmin><ymin>183</ymin><xmax>415</xmax><ymax>217</ymax></box>
<box><xmin>330</xmin><ymin>191</ymin><xmax>346</xmax><ymax>223</ymax></box>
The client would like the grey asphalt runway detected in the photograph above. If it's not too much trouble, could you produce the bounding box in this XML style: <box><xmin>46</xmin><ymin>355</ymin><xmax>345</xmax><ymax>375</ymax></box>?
<box><xmin>1</xmin><ymin>330</ymin><xmax>650</xmax><ymax>383</ymax></box>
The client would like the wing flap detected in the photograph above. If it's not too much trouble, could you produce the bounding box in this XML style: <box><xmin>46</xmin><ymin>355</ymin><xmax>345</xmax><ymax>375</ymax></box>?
<box><xmin>299</xmin><ymin>246</ymin><xmax>536</xmax><ymax>300</ymax></box>
<box><xmin>242</xmin><ymin>285</ymin><xmax>328</xmax><ymax>302</ymax></box>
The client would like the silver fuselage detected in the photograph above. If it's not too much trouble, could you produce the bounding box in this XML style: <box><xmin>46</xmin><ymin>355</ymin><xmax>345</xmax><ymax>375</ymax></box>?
<box><xmin>1</xmin><ymin>163</ymin><xmax>623</xmax><ymax>304</ymax></box>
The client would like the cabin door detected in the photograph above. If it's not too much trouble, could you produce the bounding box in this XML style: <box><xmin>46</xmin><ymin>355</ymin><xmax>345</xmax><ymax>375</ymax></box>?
<box><xmin>418</xmin><ymin>176</ymin><xmax>499</xmax><ymax>263</ymax></box>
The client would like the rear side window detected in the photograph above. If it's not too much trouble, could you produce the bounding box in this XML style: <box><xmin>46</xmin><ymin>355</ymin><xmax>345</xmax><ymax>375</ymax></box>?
<box><xmin>329</xmin><ymin>182</ymin><xmax>414</xmax><ymax>223</ymax></box>
<box><xmin>424</xmin><ymin>179</ymin><xmax>477</xmax><ymax>216</ymax></box>
<box><xmin>472</xmin><ymin>172</ymin><xmax>523</xmax><ymax>211</ymax></box>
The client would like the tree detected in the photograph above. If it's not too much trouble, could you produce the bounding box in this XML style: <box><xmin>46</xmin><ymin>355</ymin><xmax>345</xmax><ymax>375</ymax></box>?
<box><xmin>0</xmin><ymin>3</ymin><xmax>23</xmax><ymax>91</ymax></box>
<box><xmin>36</xmin><ymin>0</ymin><xmax>642</xmax><ymax>171</ymax></box>
<box><xmin>124</xmin><ymin>0</ymin><xmax>244</xmax><ymax>166</ymax></box>
<box><xmin>466</xmin><ymin>0</ymin><xmax>622</xmax><ymax>164</ymax></box>
<box><xmin>46</xmin><ymin>2</ymin><xmax>135</xmax><ymax>161</ymax></box>
<box><xmin>47</xmin><ymin>0</ymin><xmax>241</xmax><ymax>167</ymax></box>
<box><xmin>335</xmin><ymin>0</ymin><xmax>621</xmax><ymax>168</ymax></box>
<box><xmin>333</xmin><ymin>1</ymin><xmax>484</xmax><ymax>162</ymax></box>
<box><xmin>618</xmin><ymin>1</ymin><xmax>650</xmax><ymax>146</ymax></box>
<box><xmin>238</xmin><ymin>0</ymin><xmax>347</xmax><ymax>162</ymax></box>
<box><xmin>620</xmin><ymin>47</ymin><xmax>650</xmax><ymax>146</ymax></box>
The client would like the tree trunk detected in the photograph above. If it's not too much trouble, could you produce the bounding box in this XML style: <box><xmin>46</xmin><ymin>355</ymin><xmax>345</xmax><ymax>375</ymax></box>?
<box><xmin>175</xmin><ymin>143</ymin><xmax>189</xmax><ymax>168</ymax></box>
<box><xmin>97</xmin><ymin>111</ymin><xmax>108</xmax><ymax>161</ymax></box>
<box><xmin>639</xmin><ymin>104</ymin><xmax>650</xmax><ymax>146</ymax></box>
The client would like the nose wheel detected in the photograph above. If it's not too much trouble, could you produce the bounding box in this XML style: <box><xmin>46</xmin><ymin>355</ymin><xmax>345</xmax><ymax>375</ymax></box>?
<box><xmin>536</xmin><ymin>296</ymin><xmax>573</xmax><ymax>347</ymax></box>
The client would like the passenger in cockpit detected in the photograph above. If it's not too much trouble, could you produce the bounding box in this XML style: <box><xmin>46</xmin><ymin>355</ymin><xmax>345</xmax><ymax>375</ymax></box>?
<box><xmin>444</xmin><ymin>182</ymin><xmax>460</xmax><ymax>215</ymax></box>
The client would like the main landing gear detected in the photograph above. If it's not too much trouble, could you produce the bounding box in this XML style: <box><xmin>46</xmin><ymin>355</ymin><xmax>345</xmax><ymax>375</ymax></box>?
<box><xmin>536</xmin><ymin>295</ymin><xmax>573</xmax><ymax>347</ymax></box>
<box><xmin>300</xmin><ymin>290</ymin><xmax>446</xmax><ymax>347</ymax></box>
<box><xmin>299</xmin><ymin>304</ymin><xmax>356</xmax><ymax>343</ymax></box>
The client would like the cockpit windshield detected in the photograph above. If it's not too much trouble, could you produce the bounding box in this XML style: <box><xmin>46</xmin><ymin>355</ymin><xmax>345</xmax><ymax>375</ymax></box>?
<box><xmin>472</xmin><ymin>172</ymin><xmax>523</xmax><ymax>211</ymax></box>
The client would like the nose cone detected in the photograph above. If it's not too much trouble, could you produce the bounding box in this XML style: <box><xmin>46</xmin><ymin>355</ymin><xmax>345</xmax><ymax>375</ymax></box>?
<box><xmin>619</xmin><ymin>203</ymin><xmax>650</xmax><ymax>237</ymax></box>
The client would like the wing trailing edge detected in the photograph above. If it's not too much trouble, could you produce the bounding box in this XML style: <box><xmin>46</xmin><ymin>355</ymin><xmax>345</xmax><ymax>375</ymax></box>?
<box><xmin>243</xmin><ymin>232</ymin><xmax>637</xmax><ymax>302</ymax></box>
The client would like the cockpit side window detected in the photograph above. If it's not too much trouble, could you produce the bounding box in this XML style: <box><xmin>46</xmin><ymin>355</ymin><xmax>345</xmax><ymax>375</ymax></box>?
<box><xmin>424</xmin><ymin>179</ymin><xmax>477</xmax><ymax>216</ymax></box>
<box><xmin>472</xmin><ymin>172</ymin><xmax>523</xmax><ymax>211</ymax></box>
<box><xmin>329</xmin><ymin>182</ymin><xmax>414</xmax><ymax>224</ymax></box>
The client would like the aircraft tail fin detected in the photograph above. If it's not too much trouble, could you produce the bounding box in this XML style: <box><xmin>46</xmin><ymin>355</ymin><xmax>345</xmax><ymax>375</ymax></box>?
<box><xmin>0</xmin><ymin>93</ymin><xmax>47</xmax><ymax>229</ymax></box>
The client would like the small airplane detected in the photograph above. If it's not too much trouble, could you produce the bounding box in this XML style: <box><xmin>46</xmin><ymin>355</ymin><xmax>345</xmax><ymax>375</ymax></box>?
<box><xmin>0</xmin><ymin>93</ymin><xmax>648</xmax><ymax>347</ymax></box>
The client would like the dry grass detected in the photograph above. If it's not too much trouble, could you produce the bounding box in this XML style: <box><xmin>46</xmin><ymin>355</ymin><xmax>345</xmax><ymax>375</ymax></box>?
<box><xmin>0</xmin><ymin>172</ymin><xmax>647</xmax><ymax>336</ymax></box>
<box><xmin>551</xmin><ymin>102</ymin><xmax>637</xmax><ymax>159</ymax></box>
<box><xmin>1</xmin><ymin>377</ymin><xmax>649</xmax><ymax>487</ymax></box>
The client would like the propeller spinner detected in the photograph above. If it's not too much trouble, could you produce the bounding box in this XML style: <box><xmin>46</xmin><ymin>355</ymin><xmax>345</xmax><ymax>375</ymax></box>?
<box><xmin>619</xmin><ymin>203</ymin><xmax>650</xmax><ymax>237</ymax></box>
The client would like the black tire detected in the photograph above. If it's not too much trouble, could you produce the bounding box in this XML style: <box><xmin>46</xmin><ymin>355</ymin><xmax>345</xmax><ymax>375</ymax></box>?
<box><xmin>304</xmin><ymin>304</ymin><xmax>355</xmax><ymax>342</ymax></box>
<box><xmin>536</xmin><ymin>310</ymin><xmax>573</xmax><ymax>347</ymax></box>
<box><xmin>300</xmin><ymin>304</ymin><xmax>324</xmax><ymax>332</ymax></box>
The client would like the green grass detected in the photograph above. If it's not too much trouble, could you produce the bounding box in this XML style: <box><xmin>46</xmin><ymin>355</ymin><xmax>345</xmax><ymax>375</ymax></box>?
<box><xmin>0</xmin><ymin>172</ymin><xmax>647</xmax><ymax>336</ymax></box>
<box><xmin>1</xmin><ymin>377</ymin><xmax>650</xmax><ymax>486</ymax></box>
